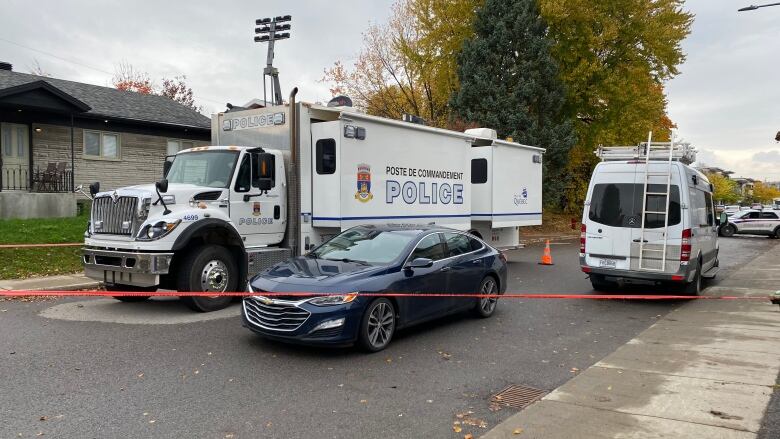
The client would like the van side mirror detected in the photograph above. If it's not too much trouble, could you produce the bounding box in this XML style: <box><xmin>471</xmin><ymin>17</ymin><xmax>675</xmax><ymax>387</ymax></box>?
<box><xmin>405</xmin><ymin>258</ymin><xmax>433</xmax><ymax>270</ymax></box>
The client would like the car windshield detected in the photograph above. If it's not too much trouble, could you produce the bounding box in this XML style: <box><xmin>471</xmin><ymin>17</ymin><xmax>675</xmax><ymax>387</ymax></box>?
<box><xmin>310</xmin><ymin>228</ymin><xmax>419</xmax><ymax>264</ymax></box>
<box><xmin>166</xmin><ymin>151</ymin><xmax>238</xmax><ymax>188</ymax></box>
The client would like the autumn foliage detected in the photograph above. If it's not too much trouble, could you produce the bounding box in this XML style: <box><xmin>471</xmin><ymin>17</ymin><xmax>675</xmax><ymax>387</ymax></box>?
<box><xmin>112</xmin><ymin>62</ymin><xmax>201</xmax><ymax>112</ymax></box>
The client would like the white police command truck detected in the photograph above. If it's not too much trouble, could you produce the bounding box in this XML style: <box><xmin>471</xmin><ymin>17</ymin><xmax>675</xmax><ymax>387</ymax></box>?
<box><xmin>81</xmin><ymin>91</ymin><xmax>544</xmax><ymax>311</ymax></box>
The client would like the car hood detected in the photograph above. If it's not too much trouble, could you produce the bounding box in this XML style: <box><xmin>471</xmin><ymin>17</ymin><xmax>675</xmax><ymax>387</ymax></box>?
<box><xmin>251</xmin><ymin>257</ymin><xmax>390</xmax><ymax>290</ymax></box>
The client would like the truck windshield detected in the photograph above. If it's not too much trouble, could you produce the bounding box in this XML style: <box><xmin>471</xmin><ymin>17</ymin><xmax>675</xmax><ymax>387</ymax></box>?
<box><xmin>589</xmin><ymin>183</ymin><xmax>681</xmax><ymax>228</ymax></box>
<box><xmin>166</xmin><ymin>151</ymin><xmax>238</xmax><ymax>188</ymax></box>
<box><xmin>310</xmin><ymin>228</ymin><xmax>418</xmax><ymax>265</ymax></box>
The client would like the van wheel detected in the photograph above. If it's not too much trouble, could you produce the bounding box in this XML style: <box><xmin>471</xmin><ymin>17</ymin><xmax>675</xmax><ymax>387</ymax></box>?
<box><xmin>105</xmin><ymin>284</ymin><xmax>155</xmax><ymax>302</ymax></box>
<box><xmin>177</xmin><ymin>245</ymin><xmax>237</xmax><ymax>312</ymax></box>
<box><xmin>720</xmin><ymin>224</ymin><xmax>736</xmax><ymax>237</ymax></box>
<box><xmin>683</xmin><ymin>263</ymin><xmax>702</xmax><ymax>296</ymax></box>
<box><xmin>590</xmin><ymin>274</ymin><xmax>616</xmax><ymax>292</ymax></box>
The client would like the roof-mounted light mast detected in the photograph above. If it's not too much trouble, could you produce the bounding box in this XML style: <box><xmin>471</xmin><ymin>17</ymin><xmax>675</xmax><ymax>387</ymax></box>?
<box><xmin>254</xmin><ymin>15</ymin><xmax>291</xmax><ymax>106</ymax></box>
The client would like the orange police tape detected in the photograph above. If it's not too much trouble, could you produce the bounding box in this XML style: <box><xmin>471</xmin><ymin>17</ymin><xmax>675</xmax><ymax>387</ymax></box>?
<box><xmin>0</xmin><ymin>290</ymin><xmax>772</xmax><ymax>301</ymax></box>
<box><xmin>0</xmin><ymin>243</ymin><xmax>82</xmax><ymax>249</ymax></box>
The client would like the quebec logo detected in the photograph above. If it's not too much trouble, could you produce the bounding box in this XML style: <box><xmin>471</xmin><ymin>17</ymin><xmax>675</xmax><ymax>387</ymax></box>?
<box><xmin>355</xmin><ymin>163</ymin><xmax>373</xmax><ymax>203</ymax></box>
<box><xmin>514</xmin><ymin>187</ymin><xmax>529</xmax><ymax>206</ymax></box>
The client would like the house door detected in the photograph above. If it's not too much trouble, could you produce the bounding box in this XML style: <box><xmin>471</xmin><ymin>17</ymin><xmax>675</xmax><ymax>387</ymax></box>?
<box><xmin>0</xmin><ymin>123</ymin><xmax>30</xmax><ymax>190</ymax></box>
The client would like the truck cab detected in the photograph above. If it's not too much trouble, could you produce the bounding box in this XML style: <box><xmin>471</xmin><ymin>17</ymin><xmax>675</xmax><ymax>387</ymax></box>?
<box><xmin>83</xmin><ymin>146</ymin><xmax>290</xmax><ymax>311</ymax></box>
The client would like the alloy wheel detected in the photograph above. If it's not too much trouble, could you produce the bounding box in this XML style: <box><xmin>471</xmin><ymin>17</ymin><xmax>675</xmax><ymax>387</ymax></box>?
<box><xmin>367</xmin><ymin>301</ymin><xmax>395</xmax><ymax>349</ymax></box>
<box><xmin>479</xmin><ymin>278</ymin><xmax>498</xmax><ymax>314</ymax></box>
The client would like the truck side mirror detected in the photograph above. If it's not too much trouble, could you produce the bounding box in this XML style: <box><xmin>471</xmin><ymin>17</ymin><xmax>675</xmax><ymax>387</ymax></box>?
<box><xmin>89</xmin><ymin>182</ymin><xmax>100</xmax><ymax>197</ymax></box>
<box><xmin>156</xmin><ymin>179</ymin><xmax>169</xmax><ymax>194</ymax></box>
<box><xmin>163</xmin><ymin>156</ymin><xmax>174</xmax><ymax>177</ymax></box>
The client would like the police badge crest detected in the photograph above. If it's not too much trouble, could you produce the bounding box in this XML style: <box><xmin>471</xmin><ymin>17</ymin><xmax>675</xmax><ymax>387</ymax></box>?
<box><xmin>355</xmin><ymin>164</ymin><xmax>373</xmax><ymax>202</ymax></box>
<box><xmin>253</xmin><ymin>202</ymin><xmax>261</xmax><ymax>216</ymax></box>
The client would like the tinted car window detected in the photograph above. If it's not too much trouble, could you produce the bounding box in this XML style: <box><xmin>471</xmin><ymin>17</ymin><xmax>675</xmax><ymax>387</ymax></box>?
<box><xmin>410</xmin><ymin>233</ymin><xmax>447</xmax><ymax>261</ymax></box>
<box><xmin>311</xmin><ymin>228</ymin><xmax>417</xmax><ymax>264</ymax></box>
<box><xmin>469</xmin><ymin>236</ymin><xmax>483</xmax><ymax>251</ymax></box>
<box><xmin>761</xmin><ymin>212</ymin><xmax>778</xmax><ymax>219</ymax></box>
<box><xmin>589</xmin><ymin>183</ymin><xmax>680</xmax><ymax>228</ymax></box>
<box><xmin>444</xmin><ymin>232</ymin><xmax>472</xmax><ymax>257</ymax></box>
<box><xmin>747</xmin><ymin>212</ymin><xmax>760</xmax><ymax>219</ymax></box>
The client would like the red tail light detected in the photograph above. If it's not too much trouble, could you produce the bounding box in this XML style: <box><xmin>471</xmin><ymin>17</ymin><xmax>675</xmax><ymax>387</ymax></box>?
<box><xmin>680</xmin><ymin>228</ymin><xmax>692</xmax><ymax>262</ymax></box>
<box><xmin>580</xmin><ymin>224</ymin><xmax>586</xmax><ymax>254</ymax></box>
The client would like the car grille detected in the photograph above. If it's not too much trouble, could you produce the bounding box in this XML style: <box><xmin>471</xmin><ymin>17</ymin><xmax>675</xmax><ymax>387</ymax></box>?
<box><xmin>92</xmin><ymin>196</ymin><xmax>138</xmax><ymax>236</ymax></box>
<box><xmin>244</xmin><ymin>297</ymin><xmax>311</xmax><ymax>331</ymax></box>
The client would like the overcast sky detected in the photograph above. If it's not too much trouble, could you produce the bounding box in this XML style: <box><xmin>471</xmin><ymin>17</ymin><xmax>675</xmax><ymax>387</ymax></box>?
<box><xmin>1</xmin><ymin>0</ymin><xmax>778</xmax><ymax>180</ymax></box>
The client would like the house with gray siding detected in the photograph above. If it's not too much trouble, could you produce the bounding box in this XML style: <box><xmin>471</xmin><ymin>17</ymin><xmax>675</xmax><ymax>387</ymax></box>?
<box><xmin>0</xmin><ymin>62</ymin><xmax>210</xmax><ymax>219</ymax></box>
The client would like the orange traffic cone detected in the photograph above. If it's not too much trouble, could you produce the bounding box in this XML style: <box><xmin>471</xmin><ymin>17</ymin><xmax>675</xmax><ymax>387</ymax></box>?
<box><xmin>538</xmin><ymin>239</ymin><xmax>554</xmax><ymax>265</ymax></box>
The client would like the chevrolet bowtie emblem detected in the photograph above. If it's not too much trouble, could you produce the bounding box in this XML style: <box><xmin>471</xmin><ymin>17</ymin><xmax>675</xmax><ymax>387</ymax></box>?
<box><xmin>260</xmin><ymin>297</ymin><xmax>274</xmax><ymax>305</ymax></box>
<box><xmin>111</xmin><ymin>191</ymin><xmax>119</xmax><ymax>203</ymax></box>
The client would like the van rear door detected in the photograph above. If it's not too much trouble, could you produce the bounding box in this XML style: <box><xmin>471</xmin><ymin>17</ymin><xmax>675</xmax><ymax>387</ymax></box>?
<box><xmin>634</xmin><ymin>163</ymin><xmax>683</xmax><ymax>272</ymax></box>
<box><xmin>585</xmin><ymin>164</ymin><xmax>640</xmax><ymax>270</ymax></box>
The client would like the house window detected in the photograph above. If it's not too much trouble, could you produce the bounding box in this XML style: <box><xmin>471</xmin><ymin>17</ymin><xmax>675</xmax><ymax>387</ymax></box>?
<box><xmin>167</xmin><ymin>139</ymin><xmax>195</xmax><ymax>156</ymax></box>
<box><xmin>84</xmin><ymin>131</ymin><xmax>120</xmax><ymax>159</ymax></box>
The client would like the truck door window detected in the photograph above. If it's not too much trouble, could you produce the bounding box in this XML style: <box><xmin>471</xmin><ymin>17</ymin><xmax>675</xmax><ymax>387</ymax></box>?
<box><xmin>471</xmin><ymin>159</ymin><xmax>488</xmax><ymax>184</ymax></box>
<box><xmin>316</xmin><ymin>139</ymin><xmax>336</xmax><ymax>175</ymax></box>
<box><xmin>234</xmin><ymin>155</ymin><xmax>250</xmax><ymax>192</ymax></box>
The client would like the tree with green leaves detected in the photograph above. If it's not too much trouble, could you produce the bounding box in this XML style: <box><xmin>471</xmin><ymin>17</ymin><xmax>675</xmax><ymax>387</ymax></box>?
<box><xmin>451</xmin><ymin>0</ymin><xmax>576</xmax><ymax>209</ymax></box>
<box><xmin>539</xmin><ymin>0</ymin><xmax>693</xmax><ymax>211</ymax></box>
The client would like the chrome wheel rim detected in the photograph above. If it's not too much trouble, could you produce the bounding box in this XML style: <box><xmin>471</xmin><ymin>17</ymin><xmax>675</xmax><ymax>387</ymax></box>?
<box><xmin>479</xmin><ymin>278</ymin><xmax>497</xmax><ymax>314</ymax></box>
<box><xmin>367</xmin><ymin>302</ymin><xmax>394</xmax><ymax>348</ymax></box>
<box><xmin>201</xmin><ymin>259</ymin><xmax>228</xmax><ymax>293</ymax></box>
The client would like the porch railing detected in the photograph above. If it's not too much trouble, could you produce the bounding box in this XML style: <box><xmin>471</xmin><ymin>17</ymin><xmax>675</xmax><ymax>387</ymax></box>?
<box><xmin>0</xmin><ymin>164</ymin><xmax>73</xmax><ymax>193</ymax></box>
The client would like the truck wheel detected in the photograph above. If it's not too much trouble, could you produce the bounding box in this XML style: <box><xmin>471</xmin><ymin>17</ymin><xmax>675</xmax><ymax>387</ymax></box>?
<box><xmin>105</xmin><ymin>284</ymin><xmax>154</xmax><ymax>302</ymax></box>
<box><xmin>720</xmin><ymin>224</ymin><xmax>735</xmax><ymax>237</ymax></box>
<box><xmin>177</xmin><ymin>245</ymin><xmax>237</xmax><ymax>312</ymax></box>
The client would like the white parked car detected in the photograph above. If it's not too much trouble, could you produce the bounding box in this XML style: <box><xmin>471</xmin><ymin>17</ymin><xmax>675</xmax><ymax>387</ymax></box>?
<box><xmin>719</xmin><ymin>210</ymin><xmax>780</xmax><ymax>239</ymax></box>
<box><xmin>580</xmin><ymin>150</ymin><xmax>720</xmax><ymax>295</ymax></box>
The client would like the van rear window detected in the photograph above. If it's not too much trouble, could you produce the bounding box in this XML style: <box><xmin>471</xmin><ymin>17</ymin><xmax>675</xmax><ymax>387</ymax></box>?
<box><xmin>589</xmin><ymin>184</ymin><xmax>680</xmax><ymax>228</ymax></box>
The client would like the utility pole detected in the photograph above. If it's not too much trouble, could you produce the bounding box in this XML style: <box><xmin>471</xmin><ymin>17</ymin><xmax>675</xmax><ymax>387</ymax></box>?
<box><xmin>255</xmin><ymin>15</ymin><xmax>291</xmax><ymax>106</ymax></box>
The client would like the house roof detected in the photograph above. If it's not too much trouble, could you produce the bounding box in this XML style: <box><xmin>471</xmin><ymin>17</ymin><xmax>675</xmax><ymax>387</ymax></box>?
<box><xmin>0</xmin><ymin>69</ymin><xmax>210</xmax><ymax>130</ymax></box>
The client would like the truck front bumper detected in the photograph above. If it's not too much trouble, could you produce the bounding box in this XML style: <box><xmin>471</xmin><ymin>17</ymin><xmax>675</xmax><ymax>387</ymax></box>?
<box><xmin>82</xmin><ymin>247</ymin><xmax>173</xmax><ymax>288</ymax></box>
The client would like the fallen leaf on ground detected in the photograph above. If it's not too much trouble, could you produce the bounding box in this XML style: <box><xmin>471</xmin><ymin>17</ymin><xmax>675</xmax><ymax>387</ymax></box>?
<box><xmin>465</xmin><ymin>434</ymin><xmax>473</xmax><ymax>439</ymax></box>
<box><xmin>39</xmin><ymin>416</ymin><xmax>47</xmax><ymax>421</ymax></box>
<box><xmin>137</xmin><ymin>373</ymin><xmax>144</xmax><ymax>378</ymax></box>
<box><xmin>513</xmin><ymin>427</ymin><xmax>524</xmax><ymax>435</ymax></box>
<box><xmin>360</xmin><ymin>400</ymin><xmax>367</xmax><ymax>403</ymax></box>
<box><xmin>453</xmin><ymin>422</ymin><xmax>462</xmax><ymax>433</ymax></box>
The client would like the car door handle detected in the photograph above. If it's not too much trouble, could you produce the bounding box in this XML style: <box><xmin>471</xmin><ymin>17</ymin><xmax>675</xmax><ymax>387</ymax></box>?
<box><xmin>471</xmin><ymin>260</ymin><xmax>481</xmax><ymax>264</ymax></box>
<box><xmin>440</xmin><ymin>267</ymin><xmax>451</xmax><ymax>272</ymax></box>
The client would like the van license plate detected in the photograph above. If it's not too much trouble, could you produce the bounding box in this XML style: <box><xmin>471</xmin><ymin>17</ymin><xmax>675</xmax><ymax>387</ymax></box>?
<box><xmin>598</xmin><ymin>258</ymin><xmax>617</xmax><ymax>268</ymax></box>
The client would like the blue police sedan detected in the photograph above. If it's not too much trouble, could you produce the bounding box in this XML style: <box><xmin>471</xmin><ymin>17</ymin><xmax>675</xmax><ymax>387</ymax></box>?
<box><xmin>242</xmin><ymin>225</ymin><xmax>508</xmax><ymax>351</ymax></box>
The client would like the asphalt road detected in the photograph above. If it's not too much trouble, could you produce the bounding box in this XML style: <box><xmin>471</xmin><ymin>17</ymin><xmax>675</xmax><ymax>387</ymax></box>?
<box><xmin>1</xmin><ymin>235</ymin><xmax>777</xmax><ymax>439</ymax></box>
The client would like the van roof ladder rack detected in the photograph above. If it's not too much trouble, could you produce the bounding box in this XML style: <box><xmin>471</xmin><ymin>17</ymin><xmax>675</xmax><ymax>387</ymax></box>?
<box><xmin>595</xmin><ymin>141</ymin><xmax>696</xmax><ymax>165</ymax></box>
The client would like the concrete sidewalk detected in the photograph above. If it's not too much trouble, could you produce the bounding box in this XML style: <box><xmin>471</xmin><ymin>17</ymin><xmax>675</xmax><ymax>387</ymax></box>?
<box><xmin>0</xmin><ymin>273</ymin><xmax>98</xmax><ymax>291</ymax></box>
<box><xmin>483</xmin><ymin>247</ymin><xmax>780</xmax><ymax>438</ymax></box>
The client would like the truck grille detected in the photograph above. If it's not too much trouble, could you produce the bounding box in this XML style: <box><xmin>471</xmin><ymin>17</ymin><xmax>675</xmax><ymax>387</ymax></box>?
<box><xmin>92</xmin><ymin>196</ymin><xmax>138</xmax><ymax>236</ymax></box>
<box><xmin>244</xmin><ymin>297</ymin><xmax>311</xmax><ymax>331</ymax></box>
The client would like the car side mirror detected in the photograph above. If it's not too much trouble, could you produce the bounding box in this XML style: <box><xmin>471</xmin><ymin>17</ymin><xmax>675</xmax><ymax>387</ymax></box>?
<box><xmin>89</xmin><ymin>182</ymin><xmax>100</xmax><ymax>197</ymax></box>
<box><xmin>405</xmin><ymin>258</ymin><xmax>433</xmax><ymax>270</ymax></box>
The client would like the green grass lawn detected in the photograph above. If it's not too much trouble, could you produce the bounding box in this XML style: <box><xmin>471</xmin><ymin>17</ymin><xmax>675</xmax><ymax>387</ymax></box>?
<box><xmin>0</xmin><ymin>213</ymin><xmax>88</xmax><ymax>280</ymax></box>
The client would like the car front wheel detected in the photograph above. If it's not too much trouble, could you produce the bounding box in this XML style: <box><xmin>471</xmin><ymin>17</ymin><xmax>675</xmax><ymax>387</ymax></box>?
<box><xmin>474</xmin><ymin>276</ymin><xmax>499</xmax><ymax>318</ymax></box>
<box><xmin>720</xmin><ymin>224</ymin><xmax>736</xmax><ymax>237</ymax></box>
<box><xmin>358</xmin><ymin>298</ymin><xmax>396</xmax><ymax>352</ymax></box>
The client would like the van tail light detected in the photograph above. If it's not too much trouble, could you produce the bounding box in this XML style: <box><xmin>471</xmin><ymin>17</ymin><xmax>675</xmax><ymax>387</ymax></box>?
<box><xmin>580</xmin><ymin>224</ymin><xmax>586</xmax><ymax>254</ymax></box>
<box><xmin>680</xmin><ymin>228</ymin><xmax>692</xmax><ymax>262</ymax></box>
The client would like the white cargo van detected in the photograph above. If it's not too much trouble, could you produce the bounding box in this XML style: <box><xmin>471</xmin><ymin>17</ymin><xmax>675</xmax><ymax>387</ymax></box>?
<box><xmin>579</xmin><ymin>140</ymin><xmax>721</xmax><ymax>294</ymax></box>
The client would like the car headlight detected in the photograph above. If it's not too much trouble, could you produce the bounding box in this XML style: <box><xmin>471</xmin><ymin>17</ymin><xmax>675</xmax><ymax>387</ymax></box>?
<box><xmin>308</xmin><ymin>292</ymin><xmax>359</xmax><ymax>306</ymax></box>
<box><xmin>137</xmin><ymin>219</ymin><xmax>181</xmax><ymax>241</ymax></box>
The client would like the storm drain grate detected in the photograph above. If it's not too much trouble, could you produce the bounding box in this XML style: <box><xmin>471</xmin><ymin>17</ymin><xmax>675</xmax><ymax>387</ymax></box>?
<box><xmin>491</xmin><ymin>385</ymin><xmax>547</xmax><ymax>410</ymax></box>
